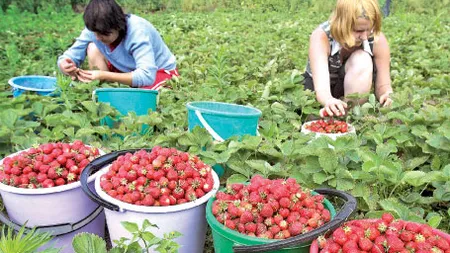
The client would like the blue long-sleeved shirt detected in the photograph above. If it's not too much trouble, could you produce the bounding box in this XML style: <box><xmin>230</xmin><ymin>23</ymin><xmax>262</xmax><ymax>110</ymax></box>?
<box><xmin>57</xmin><ymin>14</ymin><xmax>176</xmax><ymax>87</ymax></box>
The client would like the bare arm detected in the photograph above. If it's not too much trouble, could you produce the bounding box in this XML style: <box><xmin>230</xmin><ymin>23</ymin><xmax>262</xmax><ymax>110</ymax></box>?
<box><xmin>309</xmin><ymin>28</ymin><xmax>348</xmax><ymax>116</ymax></box>
<box><xmin>373</xmin><ymin>32</ymin><xmax>393</xmax><ymax>106</ymax></box>
<box><xmin>77</xmin><ymin>69</ymin><xmax>134</xmax><ymax>86</ymax></box>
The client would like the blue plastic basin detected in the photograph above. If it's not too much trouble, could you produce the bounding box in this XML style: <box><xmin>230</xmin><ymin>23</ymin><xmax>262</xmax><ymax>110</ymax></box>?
<box><xmin>8</xmin><ymin>76</ymin><xmax>57</xmax><ymax>97</ymax></box>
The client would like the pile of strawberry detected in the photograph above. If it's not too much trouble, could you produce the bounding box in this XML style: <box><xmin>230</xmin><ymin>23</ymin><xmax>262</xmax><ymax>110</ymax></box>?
<box><xmin>0</xmin><ymin>140</ymin><xmax>100</xmax><ymax>189</ymax></box>
<box><xmin>211</xmin><ymin>175</ymin><xmax>331</xmax><ymax>239</ymax></box>
<box><xmin>317</xmin><ymin>213</ymin><xmax>450</xmax><ymax>253</ymax></box>
<box><xmin>305</xmin><ymin>119</ymin><xmax>348</xmax><ymax>134</ymax></box>
<box><xmin>99</xmin><ymin>147</ymin><xmax>215</xmax><ymax>206</ymax></box>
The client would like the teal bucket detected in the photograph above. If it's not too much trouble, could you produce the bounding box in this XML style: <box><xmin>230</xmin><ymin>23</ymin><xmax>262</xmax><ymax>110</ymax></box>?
<box><xmin>94</xmin><ymin>88</ymin><xmax>158</xmax><ymax>134</ymax></box>
<box><xmin>186</xmin><ymin>102</ymin><xmax>262</xmax><ymax>177</ymax></box>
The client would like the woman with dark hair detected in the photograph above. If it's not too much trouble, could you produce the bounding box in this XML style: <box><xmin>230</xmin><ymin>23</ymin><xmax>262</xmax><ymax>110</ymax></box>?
<box><xmin>57</xmin><ymin>0</ymin><xmax>178</xmax><ymax>90</ymax></box>
<box><xmin>304</xmin><ymin>0</ymin><xmax>393</xmax><ymax>117</ymax></box>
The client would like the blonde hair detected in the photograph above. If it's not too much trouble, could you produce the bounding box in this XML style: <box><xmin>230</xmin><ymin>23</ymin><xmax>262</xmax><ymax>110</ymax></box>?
<box><xmin>329</xmin><ymin>0</ymin><xmax>382</xmax><ymax>48</ymax></box>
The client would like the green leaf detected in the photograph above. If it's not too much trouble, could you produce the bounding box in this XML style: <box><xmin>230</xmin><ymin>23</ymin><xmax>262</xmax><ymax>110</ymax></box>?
<box><xmin>405</xmin><ymin>156</ymin><xmax>430</xmax><ymax>170</ymax></box>
<box><xmin>379</xmin><ymin>198</ymin><xmax>411</xmax><ymax>220</ymax></box>
<box><xmin>72</xmin><ymin>233</ymin><xmax>107</xmax><ymax>253</ymax></box>
<box><xmin>313</xmin><ymin>172</ymin><xmax>329</xmax><ymax>184</ymax></box>
<box><xmin>0</xmin><ymin>109</ymin><xmax>18</xmax><ymax>129</ymax></box>
<box><xmin>226</xmin><ymin>174</ymin><xmax>248</xmax><ymax>185</ymax></box>
<box><xmin>121</xmin><ymin>221</ymin><xmax>139</xmax><ymax>233</ymax></box>
<box><xmin>318</xmin><ymin>151</ymin><xmax>338</xmax><ymax>173</ymax></box>
<box><xmin>402</xmin><ymin>171</ymin><xmax>427</xmax><ymax>187</ymax></box>
<box><xmin>427</xmin><ymin>215</ymin><xmax>442</xmax><ymax>228</ymax></box>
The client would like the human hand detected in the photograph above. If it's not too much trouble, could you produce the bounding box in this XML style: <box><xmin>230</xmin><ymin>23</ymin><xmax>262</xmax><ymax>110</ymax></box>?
<box><xmin>59</xmin><ymin>58</ymin><xmax>78</xmax><ymax>78</ymax></box>
<box><xmin>323</xmin><ymin>98</ymin><xmax>348</xmax><ymax>117</ymax></box>
<box><xmin>76</xmin><ymin>69</ymin><xmax>103</xmax><ymax>83</ymax></box>
<box><xmin>379</xmin><ymin>92</ymin><xmax>393</xmax><ymax>107</ymax></box>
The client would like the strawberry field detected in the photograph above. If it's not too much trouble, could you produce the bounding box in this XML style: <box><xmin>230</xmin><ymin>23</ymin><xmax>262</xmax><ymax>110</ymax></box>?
<box><xmin>0</xmin><ymin>1</ymin><xmax>449</xmax><ymax>252</ymax></box>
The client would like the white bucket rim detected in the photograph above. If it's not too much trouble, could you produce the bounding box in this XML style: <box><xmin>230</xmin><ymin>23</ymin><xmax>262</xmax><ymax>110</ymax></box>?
<box><xmin>0</xmin><ymin>146</ymin><xmax>105</xmax><ymax>195</ymax></box>
<box><xmin>94</xmin><ymin>165</ymin><xmax>220</xmax><ymax>213</ymax></box>
<box><xmin>301</xmin><ymin>120</ymin><xmax>356</xmax><ymax>138</ymax></box>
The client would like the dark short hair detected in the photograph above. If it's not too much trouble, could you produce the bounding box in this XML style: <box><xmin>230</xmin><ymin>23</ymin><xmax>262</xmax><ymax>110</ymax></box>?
<box><xmin>83</xmin><ymin>0</ymin><xmax>127</xmax><ymax>37</ymax></box>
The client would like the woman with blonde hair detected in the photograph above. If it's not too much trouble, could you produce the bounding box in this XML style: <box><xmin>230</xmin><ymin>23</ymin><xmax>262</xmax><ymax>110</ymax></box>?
<box><xmin>303</xmin><ymin>0</ymin><xmax>393</xmax><ymax>116</ymax></box>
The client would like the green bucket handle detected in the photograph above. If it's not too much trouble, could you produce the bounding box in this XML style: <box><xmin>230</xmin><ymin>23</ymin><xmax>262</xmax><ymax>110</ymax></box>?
<box><xmin>232</xmin><ymin>188</ymin><xmax>357</xmax><ymax>253</ymax></box>
<box><xmin>195</xmin><ymin>109</ymin><xmax>261</xmax><ymax>143</ymax></box>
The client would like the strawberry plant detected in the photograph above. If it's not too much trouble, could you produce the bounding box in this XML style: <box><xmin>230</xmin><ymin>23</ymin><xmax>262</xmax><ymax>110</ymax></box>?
<box><xmin>72</xmin><ymin>219</ymin><xmax>181</xmax><ymax>253</ymax></box>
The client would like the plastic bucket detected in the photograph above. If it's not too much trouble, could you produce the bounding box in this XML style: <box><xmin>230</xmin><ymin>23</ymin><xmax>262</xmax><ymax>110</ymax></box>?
<box><xmin>0</xmin><ymin>147</ymin><xmax>107</xmax><ymax>253</ymax></box>
<box><xmin>186</xmin><ymin>101</ymin><xmax>262</xmax><ymax>177</ymax></box>
<box><xmin>94</xmin><ymin>88</ymin><xmax>158</xmax><ymax>134</ymax></box>
<box><xmin>8</xmin><ymin>75</ymin><xmax>57</xmax><ymax>97</ymax></box>
<box><xmin>309</xmin><ymin>219</ymin><xmax>450</xmax><ymax>253</ymax></box>
<box><xmin>80</xmin><ymin>149</ymin><xmax>221</xmax><ymax>253</ymax></box>
<box><xmin>186</xmin><ymin>101</ymin><xmax>262</xmax><ymax>142</ymax></box>
<box><xmin>207</xmin><ymin>188</ymin><xmax>357</xmax><ymax>253</ymax></box>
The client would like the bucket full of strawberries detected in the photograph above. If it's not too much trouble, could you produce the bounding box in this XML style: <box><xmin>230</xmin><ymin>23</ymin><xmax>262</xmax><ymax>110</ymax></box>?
<box><xmin>0</xmin><ymin>141</ymin><xmax>106</xmax><ymax>253</ymax></box>
<box><xmin>80</xmin><ymin>147</ymin><xmax>220</xmax><ymax>253</ymax></box>
<box><xmin>205</xmin><ymin>175</ymin><xmax>358</xmax><ymax>253</ymax></box>
<box><xmin>309</xmin><ymin>213</ymin><xmax>450</xmax><ymax>253</ymax></box>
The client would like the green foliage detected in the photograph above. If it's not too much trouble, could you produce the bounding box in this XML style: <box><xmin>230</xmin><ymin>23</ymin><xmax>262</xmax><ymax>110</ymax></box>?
<box><xmin>72</xmin><ymin>219</ymin><xmax>181</xmax><ymax>253</ymax></box>
<box><xmin>0</xmin><ymin>223</ymin><xmax>61</xmax><ymax>253</ymax></box>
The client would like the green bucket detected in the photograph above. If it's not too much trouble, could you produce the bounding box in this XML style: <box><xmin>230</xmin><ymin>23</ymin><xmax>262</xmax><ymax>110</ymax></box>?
<box><xmin>94</xmin><ymin>88</ymin><xmax>158</xmax><ymax>134</ymax></box>
<box><xmin>206</xmin><ymin>188</ymin><xmax>357</xmax><ymax>253</ymax></box>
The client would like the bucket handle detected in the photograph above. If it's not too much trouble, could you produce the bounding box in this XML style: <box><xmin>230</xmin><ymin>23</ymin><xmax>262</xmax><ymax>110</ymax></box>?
<box><xmin>195</xmin><ymin>110</ymin><xmax>261</xmax><ymax>142</ymax></box>
<box><xmin>195</xmin><ymin>110</ymin><xmax>225</xmax><ymax>142</ymax></box>
<box><xmin>0</xmin><ymin>205</ymin><xmax>103</xmax><ymax>236</ymax></box>
<box><xmin>80</xmin><ymin>149</ymin><xmax>153</xmax><ymax>212</ymax></box>
<box><xmin>232</xmin><ymin>188</ymin><xmax>357</xmax><ymax>253</ymax></box>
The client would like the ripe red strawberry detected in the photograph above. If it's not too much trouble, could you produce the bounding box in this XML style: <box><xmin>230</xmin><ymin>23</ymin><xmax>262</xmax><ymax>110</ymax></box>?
<box><xmin>240</xmin><ymin>211</ymin><xmax>254</xmax><ymax>224</ymax></box>
<box><xmin>399</xmin><ymin>230</ymin><xmax>414</xmax><ymax>242</ymax></box>
<box><xmin>332</xmin><ymin>228</ymin><xmax>348</xmax><ymax>246</ymax></box>
<box><xmin>245</xmin><ymin>222</ymin><xmax>257</xmax><ymax>233</ymax></box>
<box><xmin>386</xmin><ymin>234</ymin><xmax>405</xmax><ymax>251</ymax></box>
<box><xmin>382</xmin><ymin>213</ymin><xmax>395</xmax><ymax>224</ymax></box>
<box><xmin>259</xmin><ymin>204</ymin><xmax>274</xmax><ymax>218</ymax></box>
<box><xmin>436</xmin><ymin>239</ymin><xmax>450</xmax><ymax>250</ymax></box>
<box><xmin>365</xmin><ymin>226</ymin><xmax>381</xmax><ymax>241</ymax></box>
<box><xmin>288</xmin><ymin>222</ymin><xmax>303</xmax><ymax>236</ymax></box>
<box><xmin>359</xmin><ymin>237</ymin><xmax>373</xmax><ymax>251</ymax></box>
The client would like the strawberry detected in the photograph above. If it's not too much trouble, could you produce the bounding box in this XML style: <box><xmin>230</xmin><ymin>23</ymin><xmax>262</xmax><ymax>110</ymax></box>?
<box><xmin>359</xmin><ymin>237</ymin><xmax>373</xmax><ymax>251</ymax></box>
<box><xmin>436</xmin><ymin>239</ymin><xmax>450</xmax><ymax>250</ymax></box>
<box><xmin>259</xmin><ymin>204</ymin><xmax>274</xmax><ymax>218</ymax></box>
<box><xmin>332</xmin><ymin>228</ymin><xmax>348</xmax><ymax>246</ymax></box>
<box><xmin>245</xmin><ymin>222</ymin><xmax>257</xmax><ymax>233</ymax></box>
<box><xmin>386</xmin><ymin>234</ymin><xmax>405</xmax><ymax>251</ymax></box>
<box><xmin>288</xmin><ymin>222</ymin><xmax>303</xmax><ymax>236</ymax></box>
<box><xmin>382</xmin><ymin>212</ymin><xmax>395</xmax><ymax>224</ymax></box>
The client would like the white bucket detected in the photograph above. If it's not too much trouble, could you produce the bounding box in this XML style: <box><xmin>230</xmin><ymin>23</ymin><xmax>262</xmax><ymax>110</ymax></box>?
<box><xmin>94</xmin><ymin>166</ymin><xmax>220</xmax><ymax>253</ymax></box>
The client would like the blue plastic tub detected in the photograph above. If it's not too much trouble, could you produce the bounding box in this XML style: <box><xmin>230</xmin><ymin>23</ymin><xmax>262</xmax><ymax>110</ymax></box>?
<box><xmin>94</xmin><ymin>88</ymin><xmax>158</xmax><ymax>134</ymax></box>
<box><xmin>186</xmin><ymin>102</ymin><xmax>262</xmax><ymax>177</ymax></box>
<box><xmin>8</xmin><ymin>76</ymin><xmax>57</xmax><ymax>97</ymax></box>
<box><xmin>186</xmin><ymin>101</ymin><xmax>262</xmax><ymax>141</ymax></box>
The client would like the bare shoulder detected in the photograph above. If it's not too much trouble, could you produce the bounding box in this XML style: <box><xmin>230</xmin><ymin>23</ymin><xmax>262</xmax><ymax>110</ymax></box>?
<box><xmin>373</xmin><ymin>32</ymin><xmax>390</xmax><ymax>51</ymax></box>
<box><xmin>309</xmin><ymin>27</ymin><xmax>330</xmax><ymax>53</ymax></box>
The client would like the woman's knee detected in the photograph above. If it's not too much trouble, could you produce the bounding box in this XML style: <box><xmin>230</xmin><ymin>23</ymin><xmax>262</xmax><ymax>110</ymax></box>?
<box><xmin>345</xmin><ymin>50</ymin><xmax>373</xmax><ymax>75</ymax></box>
<box><xmin>86</xmin><ymin>43</ymin><xmax>107</xmax><ymax>70</ymax></box>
